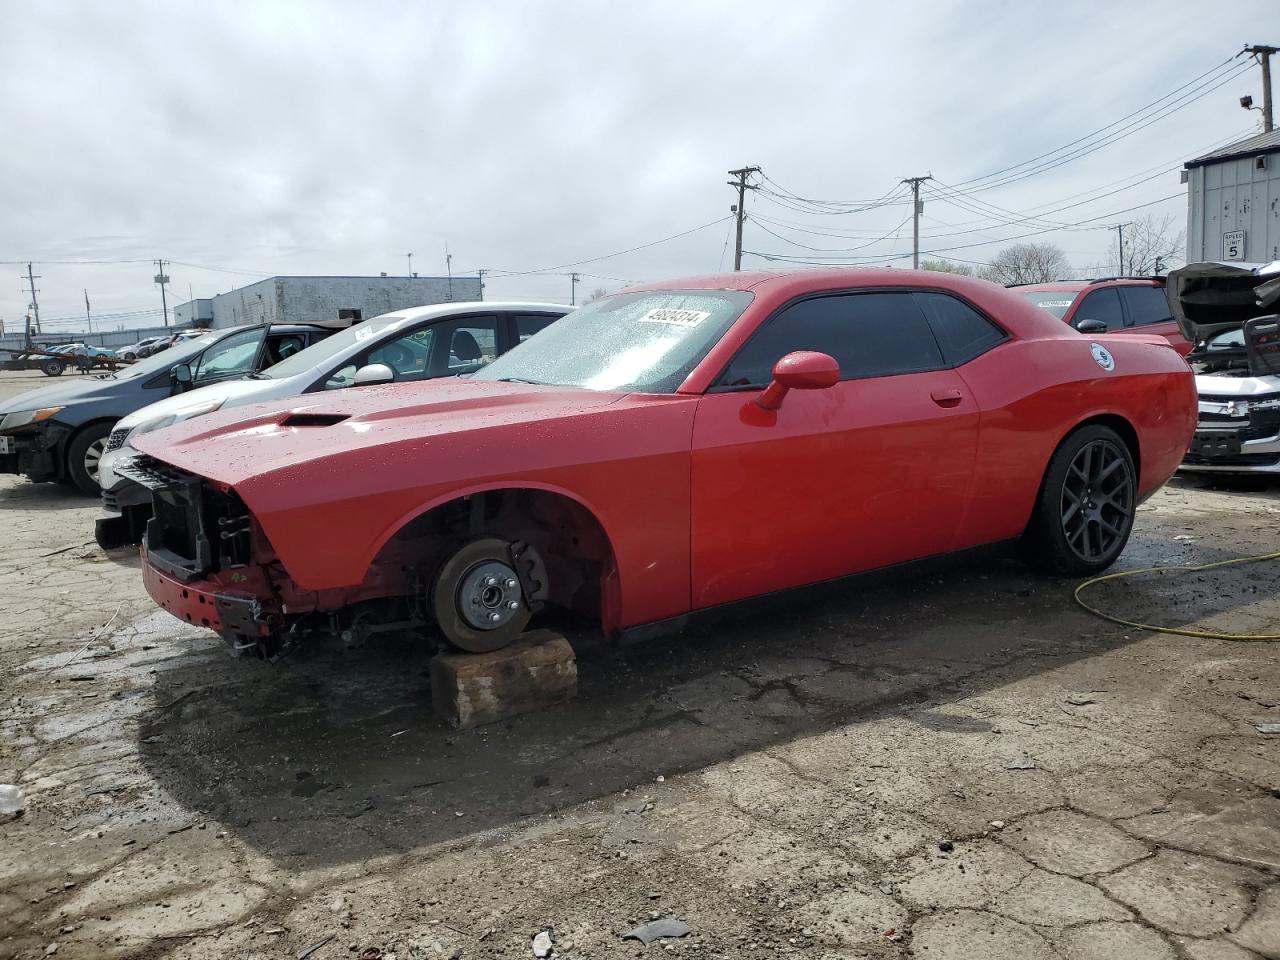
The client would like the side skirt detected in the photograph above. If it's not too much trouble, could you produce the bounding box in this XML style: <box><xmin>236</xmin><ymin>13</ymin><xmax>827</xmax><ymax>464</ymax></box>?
<box><xmin>615</xmin><ymin>539</ymin><xmax>1020</xmax><ymax>646</ymax></box>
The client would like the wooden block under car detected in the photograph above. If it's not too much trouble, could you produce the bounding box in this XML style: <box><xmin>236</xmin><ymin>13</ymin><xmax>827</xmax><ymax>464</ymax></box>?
<box><xmin>430</xmin><ymin>630</ymin><xmax>578</xmax><ymax>729</ymax></box>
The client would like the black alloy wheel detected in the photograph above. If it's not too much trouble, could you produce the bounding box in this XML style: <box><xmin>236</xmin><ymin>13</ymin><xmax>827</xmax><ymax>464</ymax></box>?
<box><xmin>1026</xmin><ymin>424</ymin><xmax>1137</xmax><ymax>575</ymax></box>
<box><xmin>1060</xmin><ymin>438</ymin><xmax>1134</xmax><ymax>564</ymax></box>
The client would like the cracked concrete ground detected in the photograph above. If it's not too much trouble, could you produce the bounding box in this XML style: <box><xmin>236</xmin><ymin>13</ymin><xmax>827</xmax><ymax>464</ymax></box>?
<box><xmin>0</xmin><ymin>372</ymin><xmax>1278</xmax><ymax>959</ymax></box>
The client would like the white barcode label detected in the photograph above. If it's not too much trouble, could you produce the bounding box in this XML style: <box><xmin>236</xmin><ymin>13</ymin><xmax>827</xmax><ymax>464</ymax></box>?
<box><xmin>638</xmin><ymin>308</ymin><xmax>710</xmax><ymax>328</ymax></box>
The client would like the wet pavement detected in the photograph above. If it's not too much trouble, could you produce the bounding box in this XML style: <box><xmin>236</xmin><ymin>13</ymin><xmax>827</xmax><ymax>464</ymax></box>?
<box><xmin>0</xmin><ymin>367</ymin><xmax>1278</xmax><ymax>959</ymax></box>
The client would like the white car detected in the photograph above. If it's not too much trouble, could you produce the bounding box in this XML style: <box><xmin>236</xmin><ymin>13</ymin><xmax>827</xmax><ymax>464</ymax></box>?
<box><xmin>1167</xmin><ymin>261</ymin><xmax>1280</xmax><ymax>475</ymax></box>
<box><xmin>95</xmin><ymin>301</ymin><xmax>570</xmax><ymax>546</ymax></box>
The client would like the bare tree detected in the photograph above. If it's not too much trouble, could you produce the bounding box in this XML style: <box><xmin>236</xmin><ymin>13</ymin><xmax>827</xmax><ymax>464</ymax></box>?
<box><xmin>979</xmin><ymin>242</ymin><xmax>1070</xmax><ymax>285</ymax></box>
<box><xmin>919</xmin><ymin>259</ymin><xmax>974</xmax><ymax>276</ymax></box>
<box><xmin>1105</xmin><ymin>214</ymin><xmax>1184</xmax><ymax>276</ymax></box>
<box><xmin>585</xmin><ymin>286</ymin><xmax>609</xmax><ymax>303</ymax></box>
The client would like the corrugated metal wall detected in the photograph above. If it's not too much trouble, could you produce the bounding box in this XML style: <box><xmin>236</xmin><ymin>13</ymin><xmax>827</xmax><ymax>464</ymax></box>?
<box><xmin>1187</xmin><ymin>152</ymin><xmax>1280</xmax><ymax>263</ymax></box>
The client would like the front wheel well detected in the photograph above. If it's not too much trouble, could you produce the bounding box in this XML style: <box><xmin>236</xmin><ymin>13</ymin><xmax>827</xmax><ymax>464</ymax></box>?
<box><xmin>371</xmin><ymin>487</ymin><xmax>618</xmax><ymax>627</ymax></box>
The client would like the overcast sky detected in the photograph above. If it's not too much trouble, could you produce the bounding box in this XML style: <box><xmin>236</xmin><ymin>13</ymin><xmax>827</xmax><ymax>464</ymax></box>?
<box><xmin>0</xmin><ymin>0</ymin><xmax>1272</xmax><ymax>333</ymax></box>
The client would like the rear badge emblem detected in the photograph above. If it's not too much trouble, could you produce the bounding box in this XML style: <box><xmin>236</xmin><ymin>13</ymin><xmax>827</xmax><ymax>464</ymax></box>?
<box><xmin>1090</xmin><ymin>343</ymin><xmax>1115</xmax><ymax>372</ymax></box>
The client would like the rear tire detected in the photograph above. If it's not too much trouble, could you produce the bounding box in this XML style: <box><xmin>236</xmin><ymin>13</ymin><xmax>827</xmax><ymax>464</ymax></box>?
<box><xmin>1025</xmin><ymin>424</ymin><xmax>1137</xmax><ymax>576</ymax></box>
<box><xmin>42</xmin><ymin>360</ymin><xmax>64</xmax><ymax>377</ymax></box>
<box><xmin>66</xmin><ymin>423</ymin><xmax>112</xmax><ymax>495</ymax></box>
<box><xmin>432</xmin><ymin>537</ymin><xmax>533</xmax><ymax>652</ymax></box>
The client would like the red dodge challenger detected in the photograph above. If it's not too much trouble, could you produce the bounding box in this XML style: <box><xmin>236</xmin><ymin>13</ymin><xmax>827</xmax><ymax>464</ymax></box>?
<box><xmin>125</xmin><ymin>269</ymin><xmax>1196</xmax><ymax>658</ymax></box>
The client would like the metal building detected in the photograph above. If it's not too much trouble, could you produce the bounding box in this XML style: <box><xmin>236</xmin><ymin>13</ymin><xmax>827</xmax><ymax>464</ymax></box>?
<box><xmin>1184</xmin><ymin>129</ymin><xmax>1280</xmax><ymax>264</ymax></box>
<box><xmin>173</xmin><ymin>274</ymin><xmax>482</xmax><ymax>330</ymax></box>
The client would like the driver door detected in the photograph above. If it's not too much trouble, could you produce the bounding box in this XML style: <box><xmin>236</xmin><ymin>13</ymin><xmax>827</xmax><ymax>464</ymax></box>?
<box><xmin>689</xmin><ymin>291</ymin><xmax>981</xmax><ymax>609</ymax></box>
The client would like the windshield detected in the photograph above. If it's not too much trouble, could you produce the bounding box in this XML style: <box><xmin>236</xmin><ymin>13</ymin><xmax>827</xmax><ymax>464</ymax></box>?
<box><xmin>473</xmin><ymin>291</ymin><xmax>753</xmax><ymax>392</ymax></box>
<box><xmin>260</xmin><ymin>314</ymin><xmax>411</xmax><ymax>379</ymax></box>
<box><xmin>1019</xmin><ymin>290</ymin><xmax>1080</xmax><ymax>319</ymax></box>
<box><xmin>1206</xmin><ymin>328</ymin><xmax>1246</xmax><ymax>351</ymax></box>
<box><xmin>110</xmin><ymin>332</ymin><xmax>223</xmax><ymax>379</ymax></box>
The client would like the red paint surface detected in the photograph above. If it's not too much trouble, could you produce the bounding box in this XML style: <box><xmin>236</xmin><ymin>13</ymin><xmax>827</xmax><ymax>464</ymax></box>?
<box><xmin>136</xmin><ymin>268</ymin><xmax>1196</xmax><ymax>636</ymax></box>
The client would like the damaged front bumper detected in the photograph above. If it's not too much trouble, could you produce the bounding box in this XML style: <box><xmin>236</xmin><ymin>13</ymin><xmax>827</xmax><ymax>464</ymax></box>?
<box><xmin>1181</xmin><ymin>394</ymin><xmax>1280</xmax><ymax>473</ymax></box>
<box><xmin>140</xmin><ymin>546</ymin><xmax>281</xmax><ymax>653</ymax></box>
<box><xmin>0</xmin><ymin>423</ymin><xmax>65</xmax><ymax>482</ymax></box>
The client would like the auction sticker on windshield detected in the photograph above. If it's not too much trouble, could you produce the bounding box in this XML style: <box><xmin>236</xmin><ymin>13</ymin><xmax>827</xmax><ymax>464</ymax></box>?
<box><xmin>638</xmin><ymin>308</ymin><xmax>710</xmax><ymax>328</ymax></box>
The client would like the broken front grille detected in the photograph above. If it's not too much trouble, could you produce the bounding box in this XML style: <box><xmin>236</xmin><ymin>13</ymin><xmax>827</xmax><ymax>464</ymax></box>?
<box><xmin>122</xmin><ymin>455</ymin><xmax>254</xmax><ymax>581</ymax></box>
<box><xmin>1197</xmin><ymin>395</ymin><xmax>1280</xmax><ymax>441</ymax></box>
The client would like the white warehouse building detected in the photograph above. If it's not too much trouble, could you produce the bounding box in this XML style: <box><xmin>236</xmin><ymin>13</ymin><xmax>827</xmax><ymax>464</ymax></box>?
<box><xmin>1184</xmin><ymin>129</ymin><xmax>1280</xmax><ymax>264</ymax></box>
<box><xmin>173</xmin><ymin>274</ymin><xmax>482</xmax><ymax>329</ymax></box>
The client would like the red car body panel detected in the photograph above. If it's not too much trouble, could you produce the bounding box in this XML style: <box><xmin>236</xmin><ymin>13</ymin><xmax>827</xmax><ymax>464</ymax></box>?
<box><xmin>133</xmin><ymin>268</ymin><xmax>1196</xmax><ymax>639</ymax></box>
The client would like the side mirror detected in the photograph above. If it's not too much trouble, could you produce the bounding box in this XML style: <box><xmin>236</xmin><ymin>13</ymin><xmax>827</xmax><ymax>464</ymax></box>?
<box><xmin>353</xmin><ymin>362</ymin><xmax>395</xmax><ymax>387</ymax></box>
<box><xmin>1075</xmin><ymin>318</ymin><xmax>1108</xmax><ymax>334</ymax></box>
<box><xmin>171</xmin><ymin>363</ymin><xmax>193</xmax><ymax>389</ymax></box>
<box><xmin>756</xmin><ymin>351</ymin><xmax>840</xmax><ymax>410</ymax></box>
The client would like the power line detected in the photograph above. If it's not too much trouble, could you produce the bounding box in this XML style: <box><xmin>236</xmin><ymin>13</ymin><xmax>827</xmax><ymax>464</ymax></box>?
<box><xmin>946</xmin><ymin>56</ymin><xmax>1244</xmax><ymax>192</ymax></box>
<box><xmin>943</xmin><ymin>62</ymin><xmax>1252</xmax><ymax>197</ymax></box>
<box><xmin>745</xmin><ymin>192</ymin><xmax>1186</xmax><ymax>265</ymax></box>
<box><xmin>479</xmin><ymin>216</ymin><xmax>733</xmax><ymax>278</ymax></box>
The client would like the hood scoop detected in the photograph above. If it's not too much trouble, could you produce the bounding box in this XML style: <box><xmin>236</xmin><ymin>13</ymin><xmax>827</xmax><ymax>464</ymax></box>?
<box><xmin>281</xmin><ymin>412</ymin><xmax>351</xmax><ymax>428</ymax></box>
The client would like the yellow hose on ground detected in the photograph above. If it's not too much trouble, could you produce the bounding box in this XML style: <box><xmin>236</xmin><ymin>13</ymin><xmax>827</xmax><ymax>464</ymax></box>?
<box><xmin>1074</xmin><ymin>550</ymin><xmax>1280</xmax><ymax>641</ymax></box>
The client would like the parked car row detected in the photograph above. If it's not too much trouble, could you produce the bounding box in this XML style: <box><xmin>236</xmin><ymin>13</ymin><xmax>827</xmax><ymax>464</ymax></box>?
<box><xmin>4</xmin><ymin>263</ymin><xmax>1273</xmax><ymax>665</ymax></box>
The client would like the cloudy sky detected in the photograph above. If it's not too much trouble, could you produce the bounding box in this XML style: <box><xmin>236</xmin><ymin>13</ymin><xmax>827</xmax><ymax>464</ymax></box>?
<box><xmin>0</xmin><ymin>0</ymin><xmax>1272</xmax><ymax>333</ymax></box>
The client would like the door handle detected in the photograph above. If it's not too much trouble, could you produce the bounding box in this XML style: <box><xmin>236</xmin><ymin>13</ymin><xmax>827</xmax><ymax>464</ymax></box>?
<box><xmin>930</xmin><ymin>388</ymin><xmax>963</xmax><ymax>407</ymax></box>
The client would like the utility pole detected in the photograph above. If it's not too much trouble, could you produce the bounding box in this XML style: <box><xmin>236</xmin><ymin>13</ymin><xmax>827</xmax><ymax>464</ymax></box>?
<box><xmin>570</xmin><ymin>272</ymin><xmax>581</xmax><ymax>306</ymax></box>
<box><xmin>901</xmin><ymin>176</ymin><xmax>933</xmax><ymax>269</ymax></box>
<box><xmin>154</xmin><ymin>259</ymin><xmax>170</xmax><ymax>326</ymax></box>
<box><xmin>1243</xmin><ymin>44</ymin><xmax>1277</xmax><ymax>132</ymax></box>
<box><xmin>477</xmin><ymin>268</ymin><xmax>487</xmax><ymax>301</ymax></box>
<box><xmin>1112</xmin><ymin>223</ymin><xmax>1131</xmax><ymax>274</ymax></box>
<box><xmin>727</xmin><ymin>165</ymin><xmax>761</xmax><ymax>271</ymax></box>
<box><xmin>445</xmin><ymin>242</ymin><xmax>453</xmax><ymax>301</ymax></box>
<box><xmin>84</xmin><ymin>289</ymin><xmax>92</xmax><ymax>333</ymax></box>
<box><xmin>24</xmin><ymin>264</ymin><xmax>40</xmax><ymax>344</ymax></box>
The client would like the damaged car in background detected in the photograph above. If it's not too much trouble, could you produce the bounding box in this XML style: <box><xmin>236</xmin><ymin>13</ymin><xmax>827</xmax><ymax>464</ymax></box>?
<box><xmin>1167</xmin><ymin>261</ymin><xmax>1280</xmax><ymax>475</ymax></box>
<box><xmin>119</xmin><ymin>268</ymin><xmax>1195</xmax><ymax>661</ymax></box>
<box><xmin>95</xmin><ymin>302</ymin><xmax>569</xmax><ymax>547</ymax></box>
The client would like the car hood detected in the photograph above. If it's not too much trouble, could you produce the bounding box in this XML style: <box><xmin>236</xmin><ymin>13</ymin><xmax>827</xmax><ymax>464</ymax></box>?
<box><xmin>1166</xmin><ymin>261</ymin><xmax>1280</xmax><ymax>344</ymax></box>
<box><xmin>132</xmin><ymin>378</ymin><xmax>630</xmax><ymax>487</ymax></box>
<box><xmin>114</xmin><ymin>376</ymin><xmax>296</xmax><ymax>430</ymax></box>
<box><xmin>0</xmin><ymin>373</ymin><xmax>134</xmax><ymax>418</ymax></box>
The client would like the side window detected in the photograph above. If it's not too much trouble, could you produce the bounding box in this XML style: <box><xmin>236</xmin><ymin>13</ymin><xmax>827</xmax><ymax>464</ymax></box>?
<box><xmin>1074</xmin><ymin>288</ymin><xmax>1124</xmax><ymax>331</ymax></box>
<box><xmin>325</xmin><ymin>326</ymin><xmax>439</xmax><ymax>389</ymax></box>
<box><xmin>1119</xmin><ymin>286</ymin><xmax>1173</xmax><ymax>327</ymax></box>
<box><xmin>718</xmin><ymin>292</ymin><xmax>943</xmax><ymax>387</ymax></box>
<box><xmin>263</xmin><ymin>333</ymin><xmax>307</xmax><ymax>366</ymax></box>
<box><xmin>441</xmin><ymin>318</ymin><xmax>499</xmax><ymax>374</ymax></box>
<box><xmin>192</xmin><ymin>328</ymin><xmax>265</xmax><ymax>382</ymax></box>
<box><xmin>516</xmin><ymin>314</ymin><xmax>558</xmax><ymax>343</ymax></box>
<box><xmin>915</xmin><ymin>292</ymin><xmax>1007</xmax><ymax>366</ymax></box>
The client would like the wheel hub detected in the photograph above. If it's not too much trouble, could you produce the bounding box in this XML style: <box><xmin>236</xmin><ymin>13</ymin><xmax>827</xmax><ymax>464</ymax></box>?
<box><xmin>1060</xmin><ymin>439</ymin><xmax>1133</xmax><ymax>563</ymax></box>
<box><xmin>456</xmin><ymin>559</ymin><xmax>523</xmax><ymax>630</ymax></box>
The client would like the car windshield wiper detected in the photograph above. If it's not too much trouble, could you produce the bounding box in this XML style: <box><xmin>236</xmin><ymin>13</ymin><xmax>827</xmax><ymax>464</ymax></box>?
<box><xmin>246</xmin><ymin>371</ymin><xmax>270</xmax><ymax>379</ymax></box>
<box><xmin>493</xmin><ymin>376</ymin><xmax>547</xmax><ymax>385</ymax></box>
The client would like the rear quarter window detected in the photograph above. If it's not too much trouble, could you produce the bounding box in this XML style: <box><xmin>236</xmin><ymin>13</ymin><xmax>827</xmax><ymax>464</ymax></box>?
<box><xmin>1119</xmin><ymin>286</ymin><xmax>1174</xmax><ymax>327</ymax></box>
<box><xmin>914</xmin><ymin>292</ymin><xmax>1007</xmax><ymax>366</ymax></box>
